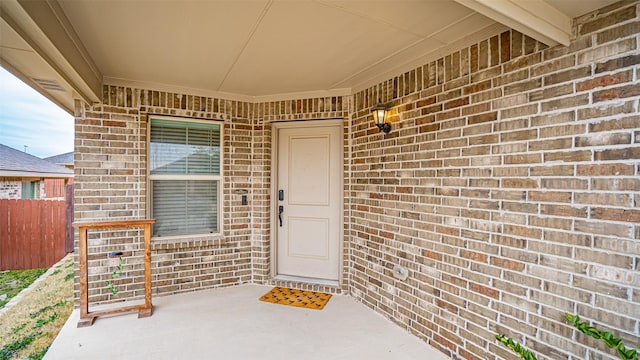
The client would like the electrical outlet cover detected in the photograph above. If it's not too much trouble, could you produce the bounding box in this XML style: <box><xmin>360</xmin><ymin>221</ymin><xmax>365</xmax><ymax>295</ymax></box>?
<box><xmin>392</xmin><ymin>265</ymin><xmax>409</xmax><ymax>281</ymax></box>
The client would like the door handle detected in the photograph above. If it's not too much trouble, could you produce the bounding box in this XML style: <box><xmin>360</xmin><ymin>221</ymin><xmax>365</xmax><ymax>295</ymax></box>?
<box><xmin>278</xmin><ymin>205</ymin><xmax>284</xmax><ymax>227</ymax></box>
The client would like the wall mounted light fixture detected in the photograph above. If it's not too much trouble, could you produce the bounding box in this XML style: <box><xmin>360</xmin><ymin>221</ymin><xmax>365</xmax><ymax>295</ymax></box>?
<box><xmin>372</xmin><ymin>103</ymin><xmax>391</xmax><ymax>134</ymax></box>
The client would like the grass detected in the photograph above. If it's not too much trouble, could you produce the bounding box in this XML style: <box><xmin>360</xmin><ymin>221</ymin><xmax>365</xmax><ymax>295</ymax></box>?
<box><xmin>0</xmin><ymin>256</ymin><xmax>74</xmax><ymax>360</ymax></box>
<box><xmin>0</xmin><ymin>268</ymin><xmax>47</xmax><ymax>309</ymax></box>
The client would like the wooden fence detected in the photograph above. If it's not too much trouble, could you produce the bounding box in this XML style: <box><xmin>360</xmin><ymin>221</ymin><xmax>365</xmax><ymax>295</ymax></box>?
<box><xmin>44</xmin><ymin>179</ymin><xmax>66</xmax><ymax>198</ymax></box>
<box><xmin>0</xmin><ymin>198</ymin><xmax>71</xmax><ymax>270</ymax></box>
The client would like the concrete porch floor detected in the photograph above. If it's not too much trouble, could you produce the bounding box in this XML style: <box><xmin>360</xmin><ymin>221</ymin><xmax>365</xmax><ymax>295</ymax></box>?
<box><xmin>45</xmin><ymin>284</ymin><xmax>448</xmax><ymax>359</ymax></box>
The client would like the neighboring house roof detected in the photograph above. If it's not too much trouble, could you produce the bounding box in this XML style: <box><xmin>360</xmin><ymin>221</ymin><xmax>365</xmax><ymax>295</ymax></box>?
<box><xmin>44</xmin><ymin>151</ymin><xmax>74</xmax><ymax>166</ymax></box>
<box><xmin>0</xmin><ymin>144</ymin><xmax>73</xmax><ymax>178</ymax></box>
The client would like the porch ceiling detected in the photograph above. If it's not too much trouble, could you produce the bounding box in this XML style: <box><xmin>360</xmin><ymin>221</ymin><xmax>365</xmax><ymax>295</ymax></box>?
<box><xmin>0</xmin><ymin>0</ymin><xmax>618</xmax><ymax>112</ymax></box>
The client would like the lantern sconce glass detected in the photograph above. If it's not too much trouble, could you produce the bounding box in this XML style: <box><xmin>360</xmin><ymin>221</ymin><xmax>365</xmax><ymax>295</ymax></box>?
<box><xmin>372</xmin><ymin>103</ymin><xmax>391</xmax><ymax>134</ymax></box>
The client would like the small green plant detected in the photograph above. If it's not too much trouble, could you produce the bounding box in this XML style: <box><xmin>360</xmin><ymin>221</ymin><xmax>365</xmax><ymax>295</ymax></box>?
<box><xmin>0</xmin><ymin>332</ymin><xmax>41</xmax><ymax>360</ymax></box>
<box><xmin>497</xmin><ymin>314</ymin><xmax>638</xmax><ymax>360</ymax></box>
<box><xmin>33</xmin><ymin>313</ymin><xmax>58</xmax><ymax>328</ymax></box>
<box><xmin>29</xmin><ymin>300</ymin><xmax>67</xmax><ymax>319</ymax></box>
<box><xmin>27</xmin><ymin>346</ymin><xmax>49</xmax><ymax>360</ymax></box>
<box><xmin>565</xmin><ymin>314</ymin><xmax>638</xmax><ymax>360</ymax></box>
<box><xmin>495</xmin><ymin>334</ymin><xmax>539</xmax><ymax>360</ymax></box>
<box><xmin>11</xmin><ymin>323</ymin><xmax>27</xmax><ymax>335</ymax></box>
<box><xmin>105</xmin><ymin>257</ymin><xmax>124</xmax><ymax>296</ymax></box>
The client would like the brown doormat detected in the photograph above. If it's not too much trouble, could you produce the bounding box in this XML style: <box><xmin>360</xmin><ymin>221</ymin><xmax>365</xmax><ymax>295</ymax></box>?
<box><xmin>259</xmin><ymin>287</ymin><xmax>332</xmax><ymax>310</ymax></box>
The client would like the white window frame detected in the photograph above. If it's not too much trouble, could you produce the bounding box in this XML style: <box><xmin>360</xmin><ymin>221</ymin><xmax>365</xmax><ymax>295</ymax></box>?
<box><xmin>147</xmin><ymin>115</ymin><xmax>224</xmax><ymax>240</ymax></box>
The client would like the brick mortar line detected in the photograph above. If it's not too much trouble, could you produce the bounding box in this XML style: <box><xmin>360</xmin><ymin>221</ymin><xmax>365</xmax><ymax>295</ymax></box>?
<box><xmin>356</xmin><ymin>222</ymin><xmax>634</xmax><ymax>248</ymax></box>
<box><xmin>350</xmin><ymin>265</ymin><xmax>634</xmax><ymax>327</ymax></box>
<box><xmin>353</xmin><ymin>253</ymin><xmax>633</xmax><ymax>299</ymax></box>
<box><xmin>353</xmin><ymin>125</ymin><xmax>637</xmax><ymax>146</ymax></box>
<box><xmin>353</xmin><ymin>233</ymin><xmax>633</xmax><ymax>262</ymax></box>
<box><xmin>350</xmin><ymin>193</ymin><xmax>635</xmax><ymax>207</ymax></box>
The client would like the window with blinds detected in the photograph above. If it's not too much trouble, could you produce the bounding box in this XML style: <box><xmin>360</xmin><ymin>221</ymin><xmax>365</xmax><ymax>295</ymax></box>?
<box><xmin>149</xmin><ymin>118</ymin><xmax>222</xmax><ymax>237</ymax></box>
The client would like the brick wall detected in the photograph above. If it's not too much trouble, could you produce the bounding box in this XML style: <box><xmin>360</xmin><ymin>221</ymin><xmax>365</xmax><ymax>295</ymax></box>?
<box><xmin>74</xmin><ymin>88</ymin><xmax>351</xmax><ymax>303</ymax></box>
<box><xmin>0</xmin><ymin>179</ymin><xmax>46</xmax><ymax>199</ymax></box>
<box><xmin>349</xmin><ymin>2</ymin><xmax>639</xmax><ymax>359</ymax></box>
<box><xmin>73</xmin><ymin>91</ymin><xmax>257</xmax><ymax>302</ymax></box>
<box><xmin>0</xmin><ymin>180</ymin><xmax>20</xmax><ymax>199</ymax></box>
<box><xmin>72</xmin><ymin>1</ymin><xmax>639</xmax><ymax>358</ymax></box>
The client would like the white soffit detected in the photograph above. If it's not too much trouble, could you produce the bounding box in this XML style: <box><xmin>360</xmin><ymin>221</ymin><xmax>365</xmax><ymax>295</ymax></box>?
<box><xmin>545</xmin><ymin>0</ymin><xmax>620</xmax><ymax>18</ymax></box>
<box><xmin>0</xmin><ymin>0</ymin><xmax>625</xmax><ymax>106</ymax></box>
<box><xmin>222</xmin><ymin>1</ymin><xmax>424</xmax><ymax>95</ymax></box>
<box><xmin>0</xmin><ymin>0</ymin><xmax>101</xmax><ymax>104</ymax></box>
<box><xmin>453</xmin><ymin>0</ymin><xmax>572</xmax><ymax>46</ymax></box>
<box><xmin>0</xmin><ymin>16</ymin><xmax>75</xmax><ymax>112</ymax></box>
<box><xmin>58</xmin><ymin>0</ymin><xmax>270</xmax><ymax>94</ymax></box>
<box><xmin>321</xmin><ymin>0</ymin><xmax>476</xmax><ymax>38</ymax></box>
<box><xmin>57</xmin><ymin>0</ymin><xmax>505</xmax><ymax>98</ymax></box>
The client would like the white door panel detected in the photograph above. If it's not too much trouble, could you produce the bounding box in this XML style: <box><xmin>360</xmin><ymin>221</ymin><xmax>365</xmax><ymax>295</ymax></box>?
<box><xmin>288</xmin><ymin>217</ymin><xmax>329</xmax><ymax>259</ymax></box>
<box><xmin>289</xmin><ymin>136</ymin><xmax>330</xmax><ymax>205</ymax></box>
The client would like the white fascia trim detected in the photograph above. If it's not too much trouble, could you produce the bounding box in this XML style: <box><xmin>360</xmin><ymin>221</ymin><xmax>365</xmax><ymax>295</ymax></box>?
<box><xmin>454</xmin><ymin>0</ymin><xmax>571</xmax><ymax>46</ymax></box>
<box><xmin>0</xmin><ymin>171</ymin><xmax>73</xmax><ymax>178</ymax></box>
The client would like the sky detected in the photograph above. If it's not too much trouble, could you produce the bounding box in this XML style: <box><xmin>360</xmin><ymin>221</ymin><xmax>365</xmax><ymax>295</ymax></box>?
<box><xmin>0</xmin><ymin>66</ymin><xmax>74</xmax><ymax>158</ymax></box>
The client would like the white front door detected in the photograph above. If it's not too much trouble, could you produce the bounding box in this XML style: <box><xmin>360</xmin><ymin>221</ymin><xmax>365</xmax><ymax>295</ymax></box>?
<box><xmin>276</xmin><ymin>122</ymin><xmax>342</xmax><ymax>281</ymax></box>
